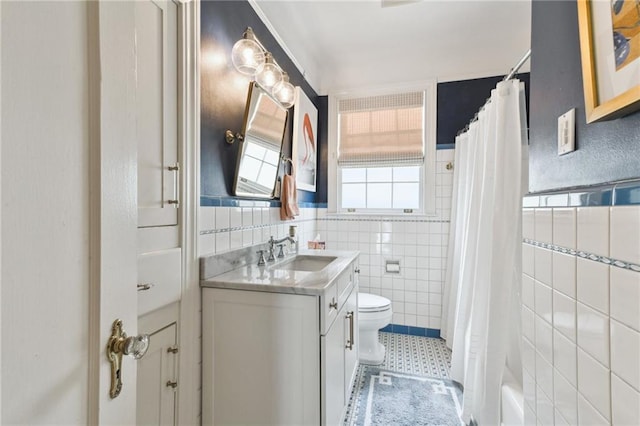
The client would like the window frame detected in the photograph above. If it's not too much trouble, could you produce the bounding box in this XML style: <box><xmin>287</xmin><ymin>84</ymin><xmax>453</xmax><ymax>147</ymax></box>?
<box><xmin>328</xmin><ymin>81</ymin><xmax>437</xmax><ymax>216</ymax></box>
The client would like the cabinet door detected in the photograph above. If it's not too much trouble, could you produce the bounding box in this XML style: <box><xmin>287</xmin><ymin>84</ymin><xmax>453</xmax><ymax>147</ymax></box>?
<box><xmin>137</xmin><ymin>323</ymin><xmax>178</xmax><ymax>426</ymax></box>
<box><xmin>202</xmin><ymin>289</ymin><xmax>320</xmax><ymax>426</ymax></box>
<box><xmin>136</xmin><ymin>0</ymin><xmax>179</xmax><ymax>228</ymax></box>
<box><xmin>343</xmin><ymin>286</ymin><xmax>359</xmax><ymax>402</ymax></box>
<box><xmin>322</xmin><ymin>316</ymin><xmax>345</xmax><ymax>426</ymax></box>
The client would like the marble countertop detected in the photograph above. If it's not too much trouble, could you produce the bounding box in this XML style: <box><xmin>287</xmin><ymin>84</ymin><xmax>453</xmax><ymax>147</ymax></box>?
<box><xmin>200</xmin><ymin>249</ymin><xmax>359</xmax><ymax>296</ymax></box>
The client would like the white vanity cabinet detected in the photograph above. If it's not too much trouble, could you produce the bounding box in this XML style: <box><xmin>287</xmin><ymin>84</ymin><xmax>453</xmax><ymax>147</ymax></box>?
<box><xmin>201</xmin><ymin>256</ymin><xmax>359</xmax><ymax>426</ymax></box>
<box><xmin>321</xmin><ymin>266</ymin><xmax>359</xmax><ymax>426</ymax></box>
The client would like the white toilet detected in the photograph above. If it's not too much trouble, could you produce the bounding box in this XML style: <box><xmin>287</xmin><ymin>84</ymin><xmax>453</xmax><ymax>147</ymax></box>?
<box><xmin>358</xmin><ymin>292</ymin><xmax>393</xmax><ymax>365</ymax></box>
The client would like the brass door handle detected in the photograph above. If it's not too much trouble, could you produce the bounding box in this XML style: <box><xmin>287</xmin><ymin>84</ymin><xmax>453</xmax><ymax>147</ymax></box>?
<box><xmin>107</xmin><ymin>319</ymin><xmax>150</xmax><ymax>398</ymax></box>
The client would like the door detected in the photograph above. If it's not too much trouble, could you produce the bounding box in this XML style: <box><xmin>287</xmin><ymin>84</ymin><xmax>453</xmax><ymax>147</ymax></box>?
<box><xmin>1</xmin><ymin>1</ymin><xmax>139</xmax><ymax>425</ymax></box>
<box><xmin>88</xmin><ymin>1</ymin><xmax>140</xmax><ymax>424</ymax></box>
<box><xmin>137</xmin><ymin>324</ymin><xmax>178</xmax><ymax>425</ymax></box>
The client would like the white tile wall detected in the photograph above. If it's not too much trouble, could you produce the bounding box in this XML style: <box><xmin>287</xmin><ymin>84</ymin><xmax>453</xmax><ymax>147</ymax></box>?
<box><xmin>611</xmin><ymin>373</ymin><xmax>640</xmax><ymax>426</ymax></box>
<box><xmin>524</xmin><ymin>204</ymin><xmax>640</xmax><ymax>426</ymax></box>
<box><xmin>576</xmin><ymin>303</ymin><xmax>610</xmax><ymax>367</ymax></box>
<box><xmin>314</xmin><ymin>149</ymin><xmax>455</xmax><ymax>329</ymax></box>
<box><xmin>576</xmin><ymin>207</ymin><xmax>609</xmax><ymax>256</ymax></box>
<box><xmin>576</xmin><ymin>258</ymin><xmax>609</xmax><ymax>315</ymax></box>
<box><xmin>610</xmin><ymin>266</ymin><xmax>640</xmax><ymax>331</ymax></box>
<box><xmin>610</xmin><ymin>319</ymin><xmax>640</xmax><ymax>392</ymax></box>
<box><xmin>553</xmin><ymin>208</ymin><xmax>577</xmax><ymax>249</ymax></box>
<box><xmin>552</xmin><ymin>252</ymin><xmax>576</xmax><ymax>299</ymax></box>
<box><xmin>577</xmin><ymin>348</ymin><xmax>610</xmax><ymax>421</ymax></box>
<box><xmin>610</xmin><ymin>206</ymin><xmax>640</xmax><ymax>265</ymax></box>
<box><xmin>198</xmin><ymin>206</ymin><xmax>319</xmax><ymax>257</ymax></box>
<box><xmin>553</xmin><ymin>290</ymin><xmax>576</xmax><ymax>342</ymax></box>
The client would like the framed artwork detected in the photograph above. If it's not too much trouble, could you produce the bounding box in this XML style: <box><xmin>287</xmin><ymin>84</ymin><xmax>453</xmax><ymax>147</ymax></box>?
<box><xmin>292</xmin><ymin>86</ymin><xmax>318</xmax><ymax>192</ymax></box>
<box><xmin>577</xmin><ymin>0</ymin><xmax>640</xmax><ymax>123</ymax></box>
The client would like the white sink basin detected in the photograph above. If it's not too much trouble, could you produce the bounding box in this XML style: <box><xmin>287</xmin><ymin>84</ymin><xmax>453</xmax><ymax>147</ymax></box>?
<box><xmin>273</xmin><ymin>255</ymin><xmax>337</xmax><ymax>272</ymax></box>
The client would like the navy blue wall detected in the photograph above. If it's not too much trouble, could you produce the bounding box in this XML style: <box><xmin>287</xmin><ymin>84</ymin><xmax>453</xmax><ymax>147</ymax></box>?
<box><xmin>529</xmin><ymin>0</ymin><xmax>640</xmax><ymax>193</ymax></box>
<box><xmin>200</xmin><ymin>0</ymin><xmax>326</xmax><ymax>205</ymax></box>
<box><xmin>437</xmin><ymin>73</ymin><xmax>530</xmax><ymax>146</ymax></box>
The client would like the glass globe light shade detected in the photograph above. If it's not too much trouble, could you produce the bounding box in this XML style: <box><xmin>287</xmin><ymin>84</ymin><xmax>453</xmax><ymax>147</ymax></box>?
<box><xmin>231</xmin><ymin>38</ymin><xmax>265</xmax><ymax>76</ymax></box>
<box><xmin>255</xmin><ymin>53</ymin><xmax>283</xmax><ymax>91</ymax></box>
<box><xmin>272</xmin><ymin>73</ymin><xmax>295</xmax><ymax>108</ymax></box>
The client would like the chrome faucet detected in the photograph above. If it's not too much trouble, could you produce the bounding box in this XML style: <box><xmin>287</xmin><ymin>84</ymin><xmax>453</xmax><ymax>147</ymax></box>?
<box><xmin>269</xmin><ymin>235</ymin><xmax>296</xmax><ymax>259</ymax></box>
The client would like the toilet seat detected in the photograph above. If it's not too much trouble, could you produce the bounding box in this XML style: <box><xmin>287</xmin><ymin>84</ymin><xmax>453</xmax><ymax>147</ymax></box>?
<box><xmin>359</xmin><ymin>293</ymin><xmax>391</xmax><ymax>313</ymax></box>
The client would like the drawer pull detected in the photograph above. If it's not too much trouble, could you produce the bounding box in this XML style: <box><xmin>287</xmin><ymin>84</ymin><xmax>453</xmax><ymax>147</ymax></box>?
<box><xmin>346</xmin><ymin>311</ymin><xmax>354</xmax><ymax>350</ymax></box>
<box><xmin>137</xmin><ymin>283</ymin><xmax>154</xmax><ymax>291</ymax></box>
<box><xmin>166</xmin><ymin>381</ymin><xmax>178</xmax><ymax>389</ymax></box>
<box><xmin>329</xmin><ymin>298</ymin><xmax>338</xmax><ymax>310</ymax></box>
<box><xmin>167</xmin><ymin>346</ymin><xmax>178</xmax><ymax>354</ymax></box>
<box><xmin>167</xmin><ymin>163</ymin><xmax>180</xmax><ymax>208</ymax></box>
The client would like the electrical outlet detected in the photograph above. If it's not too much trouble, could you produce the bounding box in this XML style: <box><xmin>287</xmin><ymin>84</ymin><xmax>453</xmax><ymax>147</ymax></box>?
<box><xmin>558</xmin><ymin>108</ymin><xmax>576</xmax><ymax>155</ymax></box>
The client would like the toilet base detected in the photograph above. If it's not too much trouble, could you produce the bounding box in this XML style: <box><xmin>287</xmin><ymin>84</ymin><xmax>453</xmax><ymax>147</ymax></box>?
<box><xmin>359</xmin><ymin>329</ymin><xmax>386</xmax><ymax>365</ymax></box>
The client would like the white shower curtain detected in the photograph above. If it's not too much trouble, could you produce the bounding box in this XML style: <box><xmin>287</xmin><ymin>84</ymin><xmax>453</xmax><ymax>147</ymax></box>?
<box><xmin>441</xmin><ymin>79</ymin><xmax>528</xmax><ymax>425</ymax></box>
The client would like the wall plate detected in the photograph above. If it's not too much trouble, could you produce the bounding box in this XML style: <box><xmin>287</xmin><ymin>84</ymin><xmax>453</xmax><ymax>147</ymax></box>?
<box><xmin>557</xmin><ymin>108</ymin><xmax>576</xmax><ymax>155</ymax></box>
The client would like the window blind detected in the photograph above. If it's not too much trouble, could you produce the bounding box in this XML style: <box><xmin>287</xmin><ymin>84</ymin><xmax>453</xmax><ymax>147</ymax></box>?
<box><xmin>338</xmin><ymin>91</ymin><xmax>424</xmax><ymax>167</ymax></box>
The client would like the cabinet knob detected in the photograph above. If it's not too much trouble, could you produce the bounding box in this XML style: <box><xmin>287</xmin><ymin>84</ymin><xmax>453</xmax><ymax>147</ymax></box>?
<box><xmin>167</xmin><ymin>346</ymin><xmax>178</xmax><ymax>354</ymax></box>
<box><xmin>166</xmin><ymin>381</ymin><xmax>178</xmax><ymax>389</ymax></box>
<box><xmin>329</xmin><ymin>298</ymin><xmax>338</xmax><ymax>310</ymax></box>
<box><xmin>354</xmin><ymin>267</ymin><xmax>360</xmax><ymax>274</ymax></box>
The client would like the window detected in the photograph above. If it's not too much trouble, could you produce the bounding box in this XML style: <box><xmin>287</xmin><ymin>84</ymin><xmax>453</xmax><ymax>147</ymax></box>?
<box><xmin>329</xmin><ymin>83</ymin><xmax>436</xmax><ymax>214</ymax></box>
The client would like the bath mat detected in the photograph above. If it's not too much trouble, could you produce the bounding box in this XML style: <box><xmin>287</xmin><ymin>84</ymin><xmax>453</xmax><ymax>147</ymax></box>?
<box><xmin>351</xmin><ymin>367</ymin><xmax>464</xmax><ymax>426</ymax></box>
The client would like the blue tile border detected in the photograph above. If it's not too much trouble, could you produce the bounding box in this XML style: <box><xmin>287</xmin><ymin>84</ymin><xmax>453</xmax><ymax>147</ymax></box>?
<box><xmin>436</xmin><ymin>143</ymin><xmax>455</xmax><ymax>150</ymax></box>
<box><xmin>200</xmin><ymin>196</ymin><xmax>326</xmax><ymax>208</ymax></box>
<box><xmin>524</xmin><ymin>179</ymin><xmax>640</xmax><ymax>207</ymax></box>
<box><xmin>380</xmin><ymin>324</ymin><xmax>441</xmax><ymax>338</ymax></box>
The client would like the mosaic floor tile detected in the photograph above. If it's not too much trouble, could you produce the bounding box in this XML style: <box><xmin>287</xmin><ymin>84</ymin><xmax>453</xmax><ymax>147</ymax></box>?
<box><xmin>343</xmin><ymin>332</ymin><xmax>453</xmax><ymax>425</ymax></box>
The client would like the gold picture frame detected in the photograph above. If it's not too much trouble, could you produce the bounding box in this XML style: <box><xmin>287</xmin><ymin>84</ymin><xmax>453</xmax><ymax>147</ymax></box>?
<box><xmin>577</xmin><ymin>0</ymin><xmax>640</xmax><ymax>123</ymax></box>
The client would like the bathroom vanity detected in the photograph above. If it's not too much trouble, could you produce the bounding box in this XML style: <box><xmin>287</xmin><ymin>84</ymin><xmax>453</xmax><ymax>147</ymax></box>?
<box><xmin>201</xmin><ymin>249</ymin><xmax>359</xmax><ymax>426</ymax></box>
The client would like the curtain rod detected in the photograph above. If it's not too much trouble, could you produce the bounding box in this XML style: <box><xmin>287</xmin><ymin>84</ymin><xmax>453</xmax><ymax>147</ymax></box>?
<box><xmin>503</xmin><ymin>49</ymin><xmax>531</xmax><ymax>82</ymax></box>
<box><xmin>456</xmin><ymin>49</ymin><xmax>531</xmax><ymax>137</ymax></box>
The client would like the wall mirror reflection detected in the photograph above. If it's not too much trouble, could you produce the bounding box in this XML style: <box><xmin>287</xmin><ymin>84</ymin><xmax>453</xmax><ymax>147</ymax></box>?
<box><xmin>233</xmin><ymin>82</ymin><xmax>288</xmax><ymax>198</ymax></box>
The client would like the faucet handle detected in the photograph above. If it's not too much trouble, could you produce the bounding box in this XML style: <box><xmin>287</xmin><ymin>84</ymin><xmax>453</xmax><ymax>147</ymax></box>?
<box><xmin>256</xmin><ymin>250</ymin><xmax>266</xmax><ymax>266</ymax></box>
<box><xmin>267</xmin><ymin>247</ymin><xmax>276</xmax><ymax>262</ymax></box>
<box><xmin>277</xmin><ymin>244</ymin><xmax>285</xmax><ymax>258</ymax></box>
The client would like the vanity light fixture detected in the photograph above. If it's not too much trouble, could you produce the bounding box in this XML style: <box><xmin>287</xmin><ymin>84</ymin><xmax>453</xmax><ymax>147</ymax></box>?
<box><xmin>231</xmin><ymin>27</ymin><xmax>294</xmax><ymax>109</ymax></box>
<box><xmin>255</xmin><ymin>52</ymin><xmax>283</xmax><ymax>92</ymax></box>
<box><xmin>272</xmin><ymin>72</ymin><xmax>295</xmax><ymax>108</ymax></box>
<box><xmin>231</xmin><ymin>27</ymin><xmax>265</xmax><ymax>75</ymax></box>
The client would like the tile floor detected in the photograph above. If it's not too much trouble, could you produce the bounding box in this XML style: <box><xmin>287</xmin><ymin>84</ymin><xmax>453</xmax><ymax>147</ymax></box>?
<box><xmin>343</xmin><ymin>332</ymin><xmax>453</xmax><ymax>425</ymax></box>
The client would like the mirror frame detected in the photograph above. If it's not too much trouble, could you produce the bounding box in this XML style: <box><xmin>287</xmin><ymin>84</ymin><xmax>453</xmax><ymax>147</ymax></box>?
<box><xmin>232</xmin><ymin>82</ymin><xmax>289</xmax><ymax>199</ymax></box>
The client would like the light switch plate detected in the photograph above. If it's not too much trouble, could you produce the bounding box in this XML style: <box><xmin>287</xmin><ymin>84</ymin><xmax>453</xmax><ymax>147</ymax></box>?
<box><xmin>558</xmin><ymin>108</ymin><xmax>576</xmax><ymax>155</ymax></box>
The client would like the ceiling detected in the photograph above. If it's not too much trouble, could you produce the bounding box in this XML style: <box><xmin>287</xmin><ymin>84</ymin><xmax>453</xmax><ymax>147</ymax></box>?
<box><xmin>250</xmin><ymin>0</ymin><xmax>532</xmax><ymax>95</ymax></box>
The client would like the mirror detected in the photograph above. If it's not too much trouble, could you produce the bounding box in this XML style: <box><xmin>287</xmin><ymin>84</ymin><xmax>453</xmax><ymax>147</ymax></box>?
<box><xmin>233</xmin><ymin>82</ymin><xmax>288</xmax><ymax>198</ymax></box>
